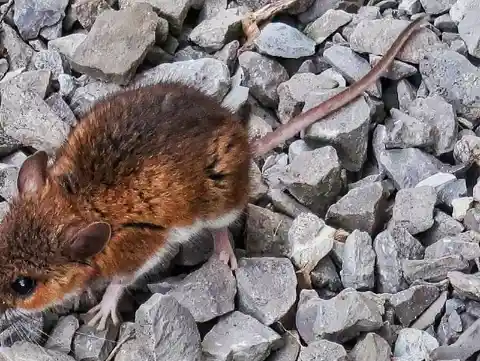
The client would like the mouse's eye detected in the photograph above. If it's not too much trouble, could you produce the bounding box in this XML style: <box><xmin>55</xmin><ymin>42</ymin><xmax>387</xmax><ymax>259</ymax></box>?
<box><xmin>11</xmin><ymin>276</ymin><xmax>36</xmax><ymax>296</ymax></box>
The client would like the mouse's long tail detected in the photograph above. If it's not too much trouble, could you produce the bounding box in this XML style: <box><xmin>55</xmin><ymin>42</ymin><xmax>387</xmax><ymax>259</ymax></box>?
<box><xmin>252</xmin><ymin>16</ymin><xmax>427</xmax><ymax>157</ymax></box>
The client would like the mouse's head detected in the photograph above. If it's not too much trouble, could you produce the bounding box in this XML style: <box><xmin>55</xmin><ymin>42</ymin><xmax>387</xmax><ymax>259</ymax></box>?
<box><xmin>0</xmin><ymin>151</ymin><xmax>111</xmax><ymax>313</ymax></box>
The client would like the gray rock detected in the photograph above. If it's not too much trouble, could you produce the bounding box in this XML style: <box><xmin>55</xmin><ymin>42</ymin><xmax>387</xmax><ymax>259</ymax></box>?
<box><xmin>135</xmin><ymin>294</ymin><xmax>202</xmax><ymax>361</ymax></box>
<box><xmin>434</xmin><ymin>13</ymin><xmax>457</xmax><ymax>32</ymax></box>
<box><xmin>0</xmin><ymin>69</ymin><xmax>51</xmax><ymax>98</ymax></box>
<box><xmin>277</xmin><ymin>72</ymin><xmax>337</xmax><ymax>124</ymax></box>
<box><xmin>73</xmin><ymin>323</ymin><xmax>119</xmax><ymax>361</ymax></box>
<box><xmin>288</xmin><ymin>140</ymin><xmax>313</xmax><ymax>163</ymax></box>
<box><xmin>0</xmin><ymin>342</ymin><xmax>75</xmax><ymax>361</ymax></box>
<box><xmin>304</xmin><ymin>9</ymin><xmax>352</xmax><ymax>45</ymax></box>
<box><xmin>448</xmin><ymin>272</ymin><xmax>480</xmax><ymax>301</ymax></box>
<box><xmin>389</xmin><ymin>285</ymin><xmax>440</xmax><ymax>326</ymax></box>
<box><xmin>221</xmin><ymin>85</ymin><xmax>249</xmax><ymax>114</ymax></box>
<box><xmin>416</xmin><ymin>172</ymin><xmax>456</xmax><ymax>192</ymax></box>
<box><xmin>119</xmin><ymin>0</ymin><xmax>193</xmax><ymax>33</ymax></box>
<box><xmin>326</xmin><ymin>182</ymin><xmax>386</xmax><ymax>234</ymax></box>
<box><xmin>238</xmin><ymin>51</ymin><xmax>289</xmax><ymax>108</ymax></box>
<box><xmin>394</xmin><ymin>328</ymin><xmax>439</xmax><ymax>360</ymax></box>
<box><xmin>48</xmin><ymin>34</ymin><xmax>88</xmax><ymax>60</ymax></box>
<box><xmin>296</xmin><ymin>288</ymin><xmax>384</xmax><ymax>344</ymax></box>
<box><xmin>450</xmin><ymin>0</ymin><xmax>480</xmax><ymax>22</ymax></box>
<box><xmin>446</xmin><ymin>298</ymin><xmax>466</xmax><ymax>316</ymax></box>
<box><xmin>236</xmin><ymin>257</ymin><xmax>297</xmax><ymax>325</ymax></box>
<box><xmin>202</xmin><ymin>311</ymin><xmax>282</xmax><ymax>361</ymax></box>
<box><xmin>46</xmin><ymin>93</ymin><xmax>77</xmax><ymax>127</ymax></box>
<box><xmin>458</xmin><ymin>12</ymin><xmax>480</xmax><ymax>58</ymax></box>
<box><xmin>407</xmin><ymin>95</ymin><xmax>457</xmax><ymax>156</ymax></box>
<box><xmin>302</xmin><ymin>89</ymin><xmax>371</xmax><ymax>172</ymax></box>
<box><xmin>288</xmin><ymin>212</ymin><xmax>336</xmax><ymax>272</ymax></box>
<box><xmin>349</xmin><ymin>18</ymin><xmax>443</xmax><ymax>64</ymax></box>
<box><xmin>454</xmin><ymin>134</ymin><xmax>480</xmax><ymax>166</ymax></box>
<box><xmin>399</xmin><ymin>0</ymin><xmax>423</xmax><ymax>13</ymax></box>
<box><xmin>266</xmin><ymin>331</ymin><xmax>300</xmax><ymax>361</ymax></box>
<box><xmin>0</xmin><ymin>59</ymin><xmax>9</xmax><ymax>80</ymax></box>
<box><xmin>31</xmin><ymin>50</ymin><xmax>69</xmax><ymax>81</ymax></box>
<box><xmin>13</xmin><ymin>0</ymin><xmax>69</xmax><ymax>40</ymax></box>
<box><xmin>464</xmin><ymin>206</ymin><xmax>480</xmax><ymax>233</ymax></box>
<box><xmin>70</xmin><ymin>80</ymin><xmax>121</xmax><ymax>117</ymax></box>
<box><xmin>374</xmin><ymin>227</ymin><xmax>424</xmax><ymax>293</ymax></box>
<box><xmin>246</xmin><ymin>204</ymin><xmax>293</xmax><ymax>257</ymax></box>
<box><xmin>0</xmin><ymin>24</ymin><xmax>35</xmax><ymax>70</ymax></box>
<box><xmin>174</xmin><ymin>45</ymin><xmax>211</xmax><ymax>61</ymax></box>
<box><xmin>214</xmin><ymin>40</ymin><xmax>240</xmax><ymax>72</ymax></box>
<box><xmin>350</xmin><ymin>333</ymin><xmax>391</xmax><ymax>361</ymax></box>
<box><xmin>411</xmin><ymin>290</ymin><xmax>448</xmax><ymax>330</ymax></box>
<box><xmin>73</xmin><ymin>0</ymin><xmax>112</xmax><ymax>30</ymax></box>
<box><xmin>45</xmin><ymin>315</ymin><xmax>79</xmax><ymax>354</ymax></box>
<box><xmin>396</xmin><ymin>79</ymin><xmax>418</xmax><ymax>112</ymax></box>
<box><xmin>392</xmin><ymin>186</ymin><xmax>437</xmax><ymax>235</ymax></box>
<box><xmin>452</xmin><ymin>197</ymin><xmax>474</xmax><ymax>221</ymax></box>
<box><xmin>311</xmin><ymin>256</ymin><xmax>342</xmax><ymax>291</ymax></box>
<box><xmin>419</xmin><ymin>0</ymin><xmax>457</xmax><ymax>13</ymax></box>
<box><xmin>0</xmin><ymin>164</ymin><xmax>18</xmax><ymax>202</ymax></box>
<box><xmin>249</xmin><ymin>161</ymin><xmax>268</xmax><ymax>203</ymax></box>
<box><xmin>199</xmin><ymin>0</ymin><xmax>227</xmax><ymax>21</ymax></box>
<box><xmin>189</xmin><ymin>8</ymin><xmax>243</xmax><ymax>52</ymax></box>
<box><xmin>71</xmin><ymin>6</ymin><xmax>158</xmax><ymax>85</ymax></box>
<box><xmin>39</xmin><ymin>20</ymin><xmax>63</xmax><ymax>41</ymax></box>
<box><xmin>254</xmin><ymin>22</ymin><xmax>316</xmax><ymax>59</ymax></box>
<box><xmin>298</xmin><ymin>340</ymin><xmax>348</xmax><ymax>361</ymax></box>
<box><xmin>133</xmin><ymin>58</ymin><xmax>230</xmax><ymax>102</ymax></box>
<box><xmin>438</xmin><ymin>179</ymin><xmax>468</xmax><ymax>208</ymax></box>
<box><xmin>166</xmin><ymin>256</ymin><xmax>235</xmax><ymax>322</ymax></box>
<box><xmin>279</xmin><ymin>146</ymin><xmax>343</xmax><ymax>215</ymax></box>
<box><xmin>403</xmin><ymin>255</ymin><xmax>469</xmax><ymax>283</ymax></box>
<box><xmin>323</xmin><ymin>45</ymin><xmax>381</xmax><ymax>97</ymax></box>
<box><xmin>425</xmin><ymin>234</ymin><xmax>480</xmax><ymax>260</ymax></box>
<box><xmin>384</xmin><ymin>108</ymin><xmax>433</xmax><ymax>150</ymax></box>
<box><xmin>0</xmin><ymin>84</ymin><xmax>70</xmax><ymax>155</ymax></box>
<box><xmin>369</xmin><ymin>54</ymin><xmax>418</xmax><ymax>80</ymax></box>
<box><xmin>420</xmin><ymin>49</ymin><xmax>480</xmax><ymax>121</ymax></box>
<box><xmin>113</xmin><ymin>338</ymin><xmax>148</xmax><ymax>361</ymax></box>
<box><xmin>340</xmin><ymin>230</ymin><xmax>375</xmax><ymax>290</ymax></box>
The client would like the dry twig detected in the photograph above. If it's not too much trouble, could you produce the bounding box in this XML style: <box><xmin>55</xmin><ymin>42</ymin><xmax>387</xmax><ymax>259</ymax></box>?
<box><xmin>238</xmin><ymin>0</ymin><xmax>301</xmax><ymax>54</ymax></box>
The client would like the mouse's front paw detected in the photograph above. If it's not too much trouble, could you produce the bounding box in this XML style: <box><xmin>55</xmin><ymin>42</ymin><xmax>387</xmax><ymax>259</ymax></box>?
<box><xmin>86</xmin><ymin>302</ymin><xmax>120</xmax><ymax>331</ymax></box>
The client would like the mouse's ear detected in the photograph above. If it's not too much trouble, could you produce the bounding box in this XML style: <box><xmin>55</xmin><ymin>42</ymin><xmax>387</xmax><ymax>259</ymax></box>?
<box><xmin>66</xmin><ymin>222</ymin><xmax>111</xmax><ymax>261</ymax></box>
<box><xmin>17</xmin><ymin>151</ymin><xmax>49</xmax><ymax>196</ymax></box>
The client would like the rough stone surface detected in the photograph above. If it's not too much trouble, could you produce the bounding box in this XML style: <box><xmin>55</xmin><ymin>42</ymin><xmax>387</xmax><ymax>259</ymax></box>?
<box><xmin>239</xmin><ymin>51</ymin><xmax>289</xmax><ymax>108</ymax></box>
<box><xmin>420</xmin><ymin>48</ymin><xmax>480</xmax><ymax>121</ymax></box>
<box><xmin>255</xmin><ymin>22</ymin><xmax>316</xmax><ymax>59</ymax></box>
<box><xmin>403</xmin><ymin>255</ymin><xmax>470</xmax><ymax>283</ymax></box>
<box><xmin>302</xmin><ymin>89</ymin><xmax>371</xmax><ymax>172</ymax></box>
<box><xmin>189</xmin><ymin>8</ymin><xmax>243</xmax><ymax>52</ymax></box>
<box><xmin>135</xmin><ymin>294</ymin><xmax>202</xmax><ymax>361</ymax></box>
<box><xmin>349</xmin><ymin>18</ymin><xmax>443</xmax><ymax>64</ymax></box>
<box><xmin>326</xmin><ymin>182</ymin><xmax>386</xmax><ymax>234</ymax></box>
<box><xmin>279</xmin><ymin>146</ymin><xmax>343</xmax><ymax>215</ymax></box>
<box><xmin>350</xmin><ymin>333</ymin><xmax>391</xmax><ymax>361</ymax></box>
<box><xmin>45</xmin><ymin>315</ymin><xmax>79</xmax><ymax>354</ymax></box>
<box><xmin>304</xmin><ymin>9</ymin><xmax>352</xmax><ymax>44</ymax></box>
<box><xmin>340</xmin><ymin>230</ymin><xmax>375</xmax><ymax>290</ymax></box>
<box><xmin>202</xmin><ymin>311</ymin><xmax>282</xmax><ymax>361</ymax></box>
<box><xmin>374</xmin><ymin>227</ymin><xmax>424</xmax><ymax>293</ymax></box>
<box><xmin>298</xmin><ymin>340</ymin><xmax>348</xmax><ymax>361</ymax></box>
<box><xmin>0</xmin><ymin>84</ymin><xmax>70</xmax><ymax>155</ymax></box>
<box><xmin>0</xmin><ymin>24</ymin><xmax>35</xmax><ymax>70</ymax></box>
<box><xmin>393</xmin><ymin>328</ymin><xmax>439</xmax><ymax>360</ymax></box>
<box><xmin>236</xmin><ymin>257</ymin><xmax>297</xmax><ymax>325</ymax></box>
<box><xmin>296</xmin><ymin>288</ymin><xmax>383</xmax><ymax>344</ymax></box>
<box><xmin>448</xmin><ymin>271</ymin><xmax>480</xmax><ymax>301</ymax></box>
<box><xmin>71</xmin><ymin>5</ymin><xmax>158</xmax><ymax>85</ymax></box>
<box><xmin>13</xmin><ymin>0</ymin><xmax>69</xmax><ymax>40</ymax></box>
<box><xmin>166</xmin><ymin>256</ymin><xmax>236</xmax><ymax>323</ymax></box>
<box><xmin>392</xmin><ymin>186</ymin><xmax>437</xmax><ymax>235</ymax></box>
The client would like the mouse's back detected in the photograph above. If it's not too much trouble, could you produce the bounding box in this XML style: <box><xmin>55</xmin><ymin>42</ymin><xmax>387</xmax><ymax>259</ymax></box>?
<box><xmin>50</xmin><ymin>82</ymin><xmax>251</xmax><ymax>228</ymax></box>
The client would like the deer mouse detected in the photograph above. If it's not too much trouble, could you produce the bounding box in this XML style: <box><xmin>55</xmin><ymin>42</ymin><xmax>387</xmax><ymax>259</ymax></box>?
<box><xmin>0</xmin><ymin>18</ymin><xmax>424</xmax><ymax>331</ymax></box>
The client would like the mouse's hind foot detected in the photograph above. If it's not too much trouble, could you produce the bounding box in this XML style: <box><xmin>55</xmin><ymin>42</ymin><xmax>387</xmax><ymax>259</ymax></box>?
<box><xmin>86</xmin><ymin>281</ymin><xmax>125</xmax><ymax>331</ymax></box>
<box><xmin>212</xmin><ymin>227</ymin><xmax>238</xmax><ymax>270</ymax></box>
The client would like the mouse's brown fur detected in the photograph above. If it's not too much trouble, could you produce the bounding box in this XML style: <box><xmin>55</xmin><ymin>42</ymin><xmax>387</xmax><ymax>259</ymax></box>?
<box><xmin>0</xmin><ymin>83</ymin><xmax>250</xmax><ymax>311</ymax></box>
